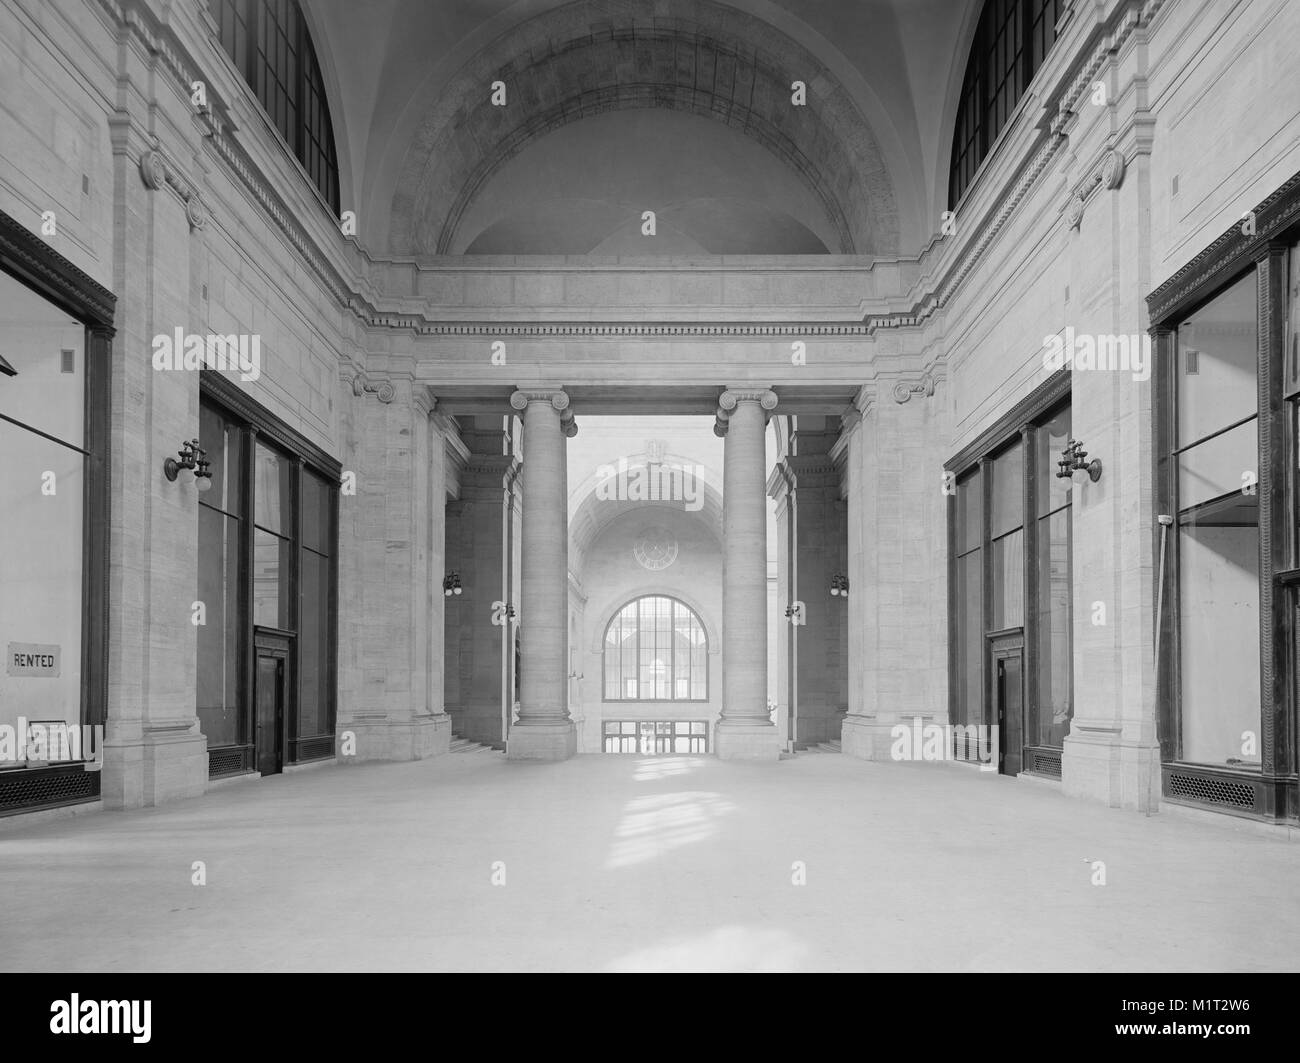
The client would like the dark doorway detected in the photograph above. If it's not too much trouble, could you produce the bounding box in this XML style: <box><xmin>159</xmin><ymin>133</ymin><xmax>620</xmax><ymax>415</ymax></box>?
<box><xmin>254</xmin><ymin>632</ymin><xmax>290</xmax><ymax>776</ymax></box>
<box><xmin>990</xmin><ymin>631</ymin><xmax>1024</xmax><ymax>775</ymax></box>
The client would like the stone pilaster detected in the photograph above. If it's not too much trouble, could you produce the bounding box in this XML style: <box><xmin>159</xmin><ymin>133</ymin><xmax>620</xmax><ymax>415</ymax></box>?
<box><xmin>787</xmin><ymin>449</ymin><xmax>848</xmax><ymax>747</ymax></box>
<box><xmin>840</xmin><ymin>381</ymin><xmax>949</xmax><ymax>759</ymax></box>
<box><xmin>100</xmin><ymin>102</ymin><xmax>206</xmax><ymax>808</ymax></box>
<box><xmin>444</xmin><ymin>427</ymin><xmax>516</xmax><ymax>748</ymax></box>
<box><xmin>337</xmin><ymin>380</ymin><xmax>450</xmax><ymax>762</ymax></box>
<box><xmin>507</xmin><ymin>389</ymin><xmax>577</xmax><ymax>760</ymax></box>
<box><xmin>1061</xmin><ymin>72</ymin><xmax>1160</xmax><ymax>810</ymax></box>
<box><xmin>715</xmin><ymin>388</ymin><xmax>780</xmax><ymax>760</ymax></box>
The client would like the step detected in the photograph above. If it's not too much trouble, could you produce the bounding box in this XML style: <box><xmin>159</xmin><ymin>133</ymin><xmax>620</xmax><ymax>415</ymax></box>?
<box><xmin>449</xmin><ymin>736</ymin><xmax>497</xmax><ymax>754</ymax></box>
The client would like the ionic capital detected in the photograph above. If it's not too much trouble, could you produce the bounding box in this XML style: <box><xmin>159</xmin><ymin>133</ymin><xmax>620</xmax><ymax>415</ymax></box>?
<box><xmin>510</xmin><ymin>389</ymin><xmax>570</xmax><ymax>412</ymax></box>
<box><xmin>718</xmin><ymin>388</ymin><xmax>778</xmax><ymax>414</ymax></box>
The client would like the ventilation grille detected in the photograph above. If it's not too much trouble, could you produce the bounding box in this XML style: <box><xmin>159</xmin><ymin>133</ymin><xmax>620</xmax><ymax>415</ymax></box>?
<box><xmin>1167</xmin><ymin>771</ymin><xmax>1255</xmax><ymax>810</ymax></box>
<box><xmin>1026</xmin><ymin>749</ymin><xmax>1062</xmax><ymax>778</ymax></box>
<box><xmin>295</xmin><ymin>736</ymin><xmax>334</xmax><ymax>762</ymax></box>
<box><xmin>0</xmin><ymin>766</ymin><xmax>98</xmax><ymax>814</ymax></box>
<box><xmin>208</xmin><ymin>747</ymin><xmax>248</xmax><ymax>778</ymax></box>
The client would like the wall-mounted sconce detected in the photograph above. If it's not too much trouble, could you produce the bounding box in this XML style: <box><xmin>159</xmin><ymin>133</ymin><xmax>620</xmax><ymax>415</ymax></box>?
<box><xmin>164</xmin><ymin>439</ymin><xmax>212</xmax><ymax>492</ymax></box>
<box><xmin>1056</xmin><ymin>439</ymin><xmax>1102</xmax><ymax>483</ymax></box>
<box><xmin>829</xmin><ymin>574</ymin><xmax>850</xmax><ymax>598</ymax></box>
<box><xmin>442</xmin><ymin>572</ymin><xmax>462</xmax><ymax>597</ymax></box>
<box><xmin>784</xmin><ymin>602</ymin><xmax>803</xmax><ymax>623</ymax></box>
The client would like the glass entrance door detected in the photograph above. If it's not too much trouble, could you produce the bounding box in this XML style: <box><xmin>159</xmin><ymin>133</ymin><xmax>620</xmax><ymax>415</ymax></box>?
<box><xmin>254</xmin><ymin>632</ymin><xmax>290</xmax><ymax>776</ymax></box>
<box><xmin>989</xmin><ymin>631</ymin><xmax>1025</xmax><ymax>776</ymax></box>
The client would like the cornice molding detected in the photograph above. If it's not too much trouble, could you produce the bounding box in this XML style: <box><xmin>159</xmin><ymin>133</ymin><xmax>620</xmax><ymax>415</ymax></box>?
<box><xmin>200</xmin><ymin>369</ymin><xmax>341</xmax><ymax>476</ymax></box>
<box><xmin>0</xmin><ymin>211</ymin><xmax>116</xmax><ymax>329</ymax></box>
<box><xmin>88</xmin><ymin>0</ymin><xmax>1173</xmax><ymax>359</ymax></box>
<box><xmin>402</xmin><ymin>321</ymin><xmax>881</xmax><ymax>337</ymax></box>
<box><xmin>1147</xmin><ymin>168</ymin><xmax>1300</xmax><ymax>324</ymax></box>
<box><xmin>944</xmin><ymin>369</ymin><xmax>1071</xmax><ymax>473</ymax></box>
<box><xmin>786</xmin><ymin>455</ymin><xmax>840</xmax><ymax>481</ymax></box>
<box><xmin>462</xmin><ymin>453</ymin><xmax>519</xmax><ymax>480</ymax></box>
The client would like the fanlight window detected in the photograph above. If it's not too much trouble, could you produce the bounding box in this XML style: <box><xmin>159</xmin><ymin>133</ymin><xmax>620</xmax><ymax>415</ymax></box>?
<box><xmin>603</xmin><ymin>596</ymin><xmax>707</xmax><ymax>701</ymax></box>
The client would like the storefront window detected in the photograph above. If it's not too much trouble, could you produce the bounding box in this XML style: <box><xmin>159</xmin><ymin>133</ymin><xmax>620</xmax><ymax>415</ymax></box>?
<box><xmin>197</xmin><ymin>403</ymin><xmax>245</xmax><ymax>750</ymax></box>
<box><xmin>297</xmin><ymin>470</ymin><xmax>333</xmax><ymax>738</ymax></box>
<box><xmin>196</xmin><ymin>387</ymin><xmax>338</xmax><ymax>768</ymax></box>
<box><xmin>990</xmin><ymin>442</ymin><xmax>1024</xmax><ymax>630</ymax></box>
<box><xmin>1174</xmin><ymin>272</ymin><xmax>1259</xmax><ymax>767</ymax></box>
<box><xmin>253</xmin><ymin>442</ymin><xmax>292</xmax><ymax>629</ymax></box>
<box><xmin>947</xmin><ymin>388</ymin><xmax>1073</xmax><ymax>767</ymax></box>
<box><xmin>1032</xmin><ymin>406</ymin><xmax>1072</xmax><ymax>748</ymax></box>
<box><xmin>954</xmin><ymin>468</ymin><xmax>983</xmax><ymax>727</ymax></box>
<box><xmin>0</xmin><ymin>271</ymin><xmax>87</xmax><ymax>767</ymax></box>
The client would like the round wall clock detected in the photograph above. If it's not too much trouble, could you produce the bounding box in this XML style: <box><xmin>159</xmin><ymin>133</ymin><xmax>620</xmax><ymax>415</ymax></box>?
<box><xmin>633</xmin><ymin>526</ymin><xmax>678</xmax><ymax>571</ymax></box>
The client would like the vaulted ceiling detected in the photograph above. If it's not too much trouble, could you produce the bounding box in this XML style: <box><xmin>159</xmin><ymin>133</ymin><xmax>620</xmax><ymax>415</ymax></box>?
<box><xmin>302</xmin><ymin>0</ymin><xmax>980</xmax><ymax>258</ymax></box>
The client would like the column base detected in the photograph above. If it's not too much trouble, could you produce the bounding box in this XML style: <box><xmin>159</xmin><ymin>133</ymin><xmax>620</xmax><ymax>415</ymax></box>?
<box><xmin>1062</xmin><ymin>730</ymin><xmax>1161</xmax><ymax>812</ymax></box>
<box><xmin>338</xmin><ymin>714</ymin><xmax>452</xmax><ymax>763</ymax></box>
<box><xmin>714</xmin><ymin>721</ymin><xmax>780</xmax><ymax>761</ymax></box>
<box><xmin>841</xmin><ymin>713</ymin><xmax>940</xmax><ymax>761</ymax></box>
<box><xmin>101</xmin><ymin>728</ymin><xmax>208</xmax><ymax>810</ymax></box>
<box><xmin>507</xmin><ymin>720</ymin><xmax>577</xmax><ymax>761</ymax></box>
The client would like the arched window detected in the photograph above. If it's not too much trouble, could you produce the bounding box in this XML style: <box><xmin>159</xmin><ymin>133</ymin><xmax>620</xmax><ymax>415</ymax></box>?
<box><xmin>208</xmin><ymin>0</ymin><xmax>341</xmax><ymax>213</ymax></box>
<box><xmin>603</xmin><ymin>596</ymin><xmax>707</xmax><ymax>701</ymax></box>
<box><xmin>949</xmin><ymin>0</ymin><xmax>1064</xmax><ymax>209</ymax></box>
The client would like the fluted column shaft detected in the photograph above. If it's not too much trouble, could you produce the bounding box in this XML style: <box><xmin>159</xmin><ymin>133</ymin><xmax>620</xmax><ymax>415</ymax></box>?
<box><xmin>715</xmin><ymin>388</ymin><xmax>779</xmax><ymax>759</ymax></box>
<box><xmin>507</xmin><ymin>389</ymin><xmax>577</xmax><ymax>760</ymax></box>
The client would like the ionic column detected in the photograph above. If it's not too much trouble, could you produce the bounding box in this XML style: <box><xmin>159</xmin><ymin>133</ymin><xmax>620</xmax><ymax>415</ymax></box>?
<box><xmin>506</xmin><ymin>389</ymin><xmax>577</xmax><ymax>760</ymax></box>
<box><xmin>714</xmin><ymin>388</ymin><xmax>780</xmax><ymax>760</ymax></box>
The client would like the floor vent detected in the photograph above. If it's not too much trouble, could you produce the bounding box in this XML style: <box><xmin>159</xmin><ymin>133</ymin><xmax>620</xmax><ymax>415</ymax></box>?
<box><xmin>1026</xmin><ymin>749</ymin><xmax>1062</xmax><ymax>779</ymax></box>
<box><xmin>0</xmin><ymin>766</ymin><xmax>98</xmax><ymax>814</ymax></box>
<box><xmin>208</xmin><ymin>748</ymin><xmax>247</xmax><ymax>778</ymax></box>
<box><xmin>1167</xmin><ymin>771</ymin><xmax>1255</xmax><ymax>810</ymax></box>
<box><xmin>295</xmin><ymin>737</ymin><xmax>334</xmax><ymax>761</ymax></box>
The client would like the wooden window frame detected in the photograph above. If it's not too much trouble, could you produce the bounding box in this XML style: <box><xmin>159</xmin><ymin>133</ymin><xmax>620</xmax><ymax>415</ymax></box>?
<box><xmin>199</xmin><ymin>372</ymin><xmax>340</xmax><ymax>769</ymax></box>
<box><xmin>0</xmin><ymin>211</ymin><xmax>114</xmax><ymax>812</ymax></box>
<box><xmin>1147</xmin><ymin>170</ymin><xmax>1300</xmax><ymax>821</ymax></box>
<box><xmin>945</xmin><ymin>370</ymin><xmax>1072</xmax><ymax>773</ymax></box>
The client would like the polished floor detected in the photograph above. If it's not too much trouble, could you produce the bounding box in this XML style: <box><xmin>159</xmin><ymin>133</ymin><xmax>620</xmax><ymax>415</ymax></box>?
<box><xmin>2</xmin><ymin>749</ymin><xmax>1298</xmax><ymax>972</ymax></box>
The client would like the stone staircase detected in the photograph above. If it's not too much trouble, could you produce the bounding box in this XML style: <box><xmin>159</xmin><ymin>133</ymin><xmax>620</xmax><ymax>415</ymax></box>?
<box><xmin>796</xmin><ymin>739</ymin><xmax>843</xmax><ymax>755</ymax></box>
<box><xmin>449</xmin><ymin>735</ymin><xmax>501</xmax><ymax>755</ymax></box>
